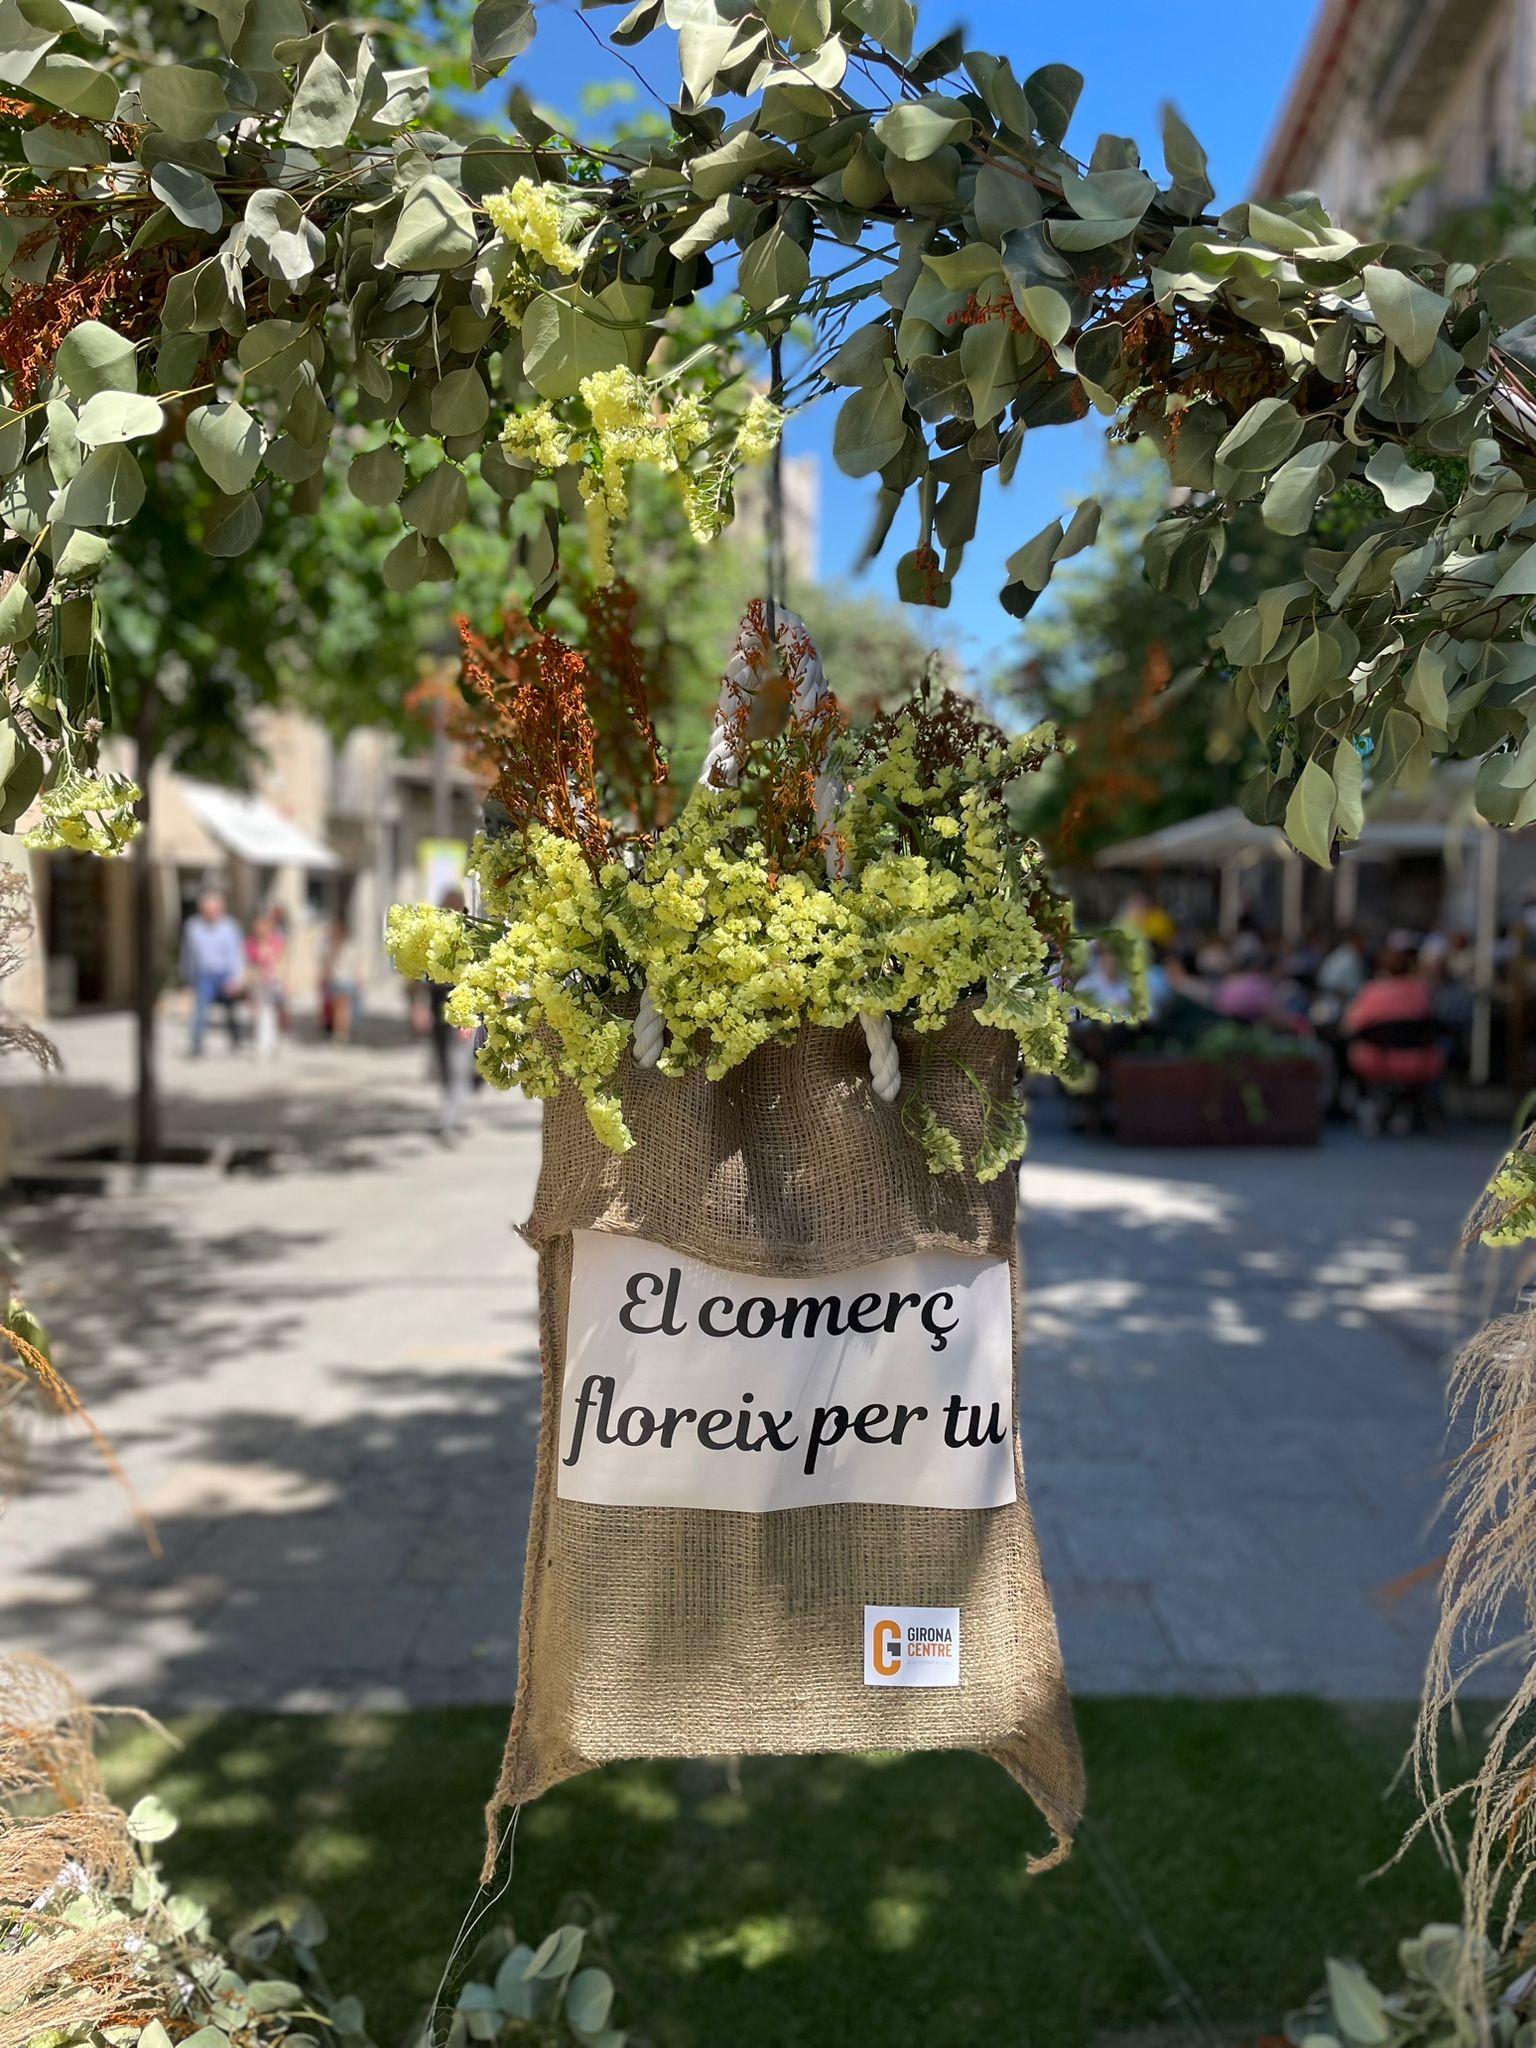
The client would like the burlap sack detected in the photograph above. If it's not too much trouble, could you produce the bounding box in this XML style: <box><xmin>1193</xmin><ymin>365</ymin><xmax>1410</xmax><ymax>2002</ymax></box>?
<box><xmin>486</xmin><ymin>1010</ymin><xmax>1083</xmax><ymax>1872</ymax></box>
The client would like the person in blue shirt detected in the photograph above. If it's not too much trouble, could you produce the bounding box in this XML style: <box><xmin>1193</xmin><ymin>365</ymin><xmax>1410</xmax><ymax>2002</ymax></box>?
<box><xmin>181</xmin><ymin>888</ymin><xmax>247</xmax><ymax>1055</ymax></box>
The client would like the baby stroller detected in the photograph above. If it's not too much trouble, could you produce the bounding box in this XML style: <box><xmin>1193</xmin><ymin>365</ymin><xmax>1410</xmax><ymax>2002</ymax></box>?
<box><xmin>1345</xmin><ymin>1016</ymin><xmax>1446</xmax><ymax>1134</ymax></box>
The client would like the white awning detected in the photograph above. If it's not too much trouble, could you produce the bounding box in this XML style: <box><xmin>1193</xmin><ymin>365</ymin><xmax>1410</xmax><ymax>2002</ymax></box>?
<box><xmin>1095</xmin><ymin>800</ymin><xmax>1484</xmax><ymax>869</ymax></box>
<box><xmin>180</xmin><ymin>778</ymin><xmax>340</xmax><ymax>871</ymax></box>
<box><xmin>1094</xmin><ymin>808</ymin><xmax>1284</xmax><ymax>867</ymax></box>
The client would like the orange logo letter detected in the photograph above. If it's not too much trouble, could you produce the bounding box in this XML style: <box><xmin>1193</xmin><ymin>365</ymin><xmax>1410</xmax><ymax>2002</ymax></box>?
<box><xmin>873</xmin><ymin>1619</ymin><xmax>902</xmax><ymax>1676</ymax></box>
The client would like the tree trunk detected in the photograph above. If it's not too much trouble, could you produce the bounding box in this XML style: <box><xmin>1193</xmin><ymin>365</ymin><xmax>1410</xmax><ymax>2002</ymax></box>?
<box><xmin>132</xmin><ymin>677</ymin><xmax>159</xmax><ymax>1167</ymax></box>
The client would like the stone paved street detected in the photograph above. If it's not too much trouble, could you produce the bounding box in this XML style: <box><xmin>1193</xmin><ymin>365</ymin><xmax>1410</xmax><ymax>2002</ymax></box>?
<box><xmin>0</xmin><ymin>1013</ymin><xmax>1508</xmax><ymax>1708</ymax></box>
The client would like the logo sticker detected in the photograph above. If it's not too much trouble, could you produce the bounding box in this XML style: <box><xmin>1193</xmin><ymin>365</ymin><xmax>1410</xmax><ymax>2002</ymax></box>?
<box><xmin>863</xmin><ymin>1605</ymin><xmax>961</xmax><ymax>1687</ymax></box>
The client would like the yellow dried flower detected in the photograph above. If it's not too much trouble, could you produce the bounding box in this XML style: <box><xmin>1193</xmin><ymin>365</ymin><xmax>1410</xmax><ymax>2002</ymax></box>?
<box><xmin>485</xmin><ymin>178</ymin><xmax>582</xmax><ymax>275</ymax></box>
<box><xmin>735</xmin><ymin>392</ymin><xmax>784</xmax><ymax>464</ymax></box>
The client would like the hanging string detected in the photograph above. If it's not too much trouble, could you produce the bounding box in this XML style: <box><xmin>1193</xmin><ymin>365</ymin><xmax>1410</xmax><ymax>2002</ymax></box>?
<box><xmin>765</xmin><ymin>330</ymin><xmax>786</xmax><ymax>652</ymax></box>
<box><xmin>423</xmin><ymin>1802</ymin><xmax>524</xmax><ymax>2045</ymax></box>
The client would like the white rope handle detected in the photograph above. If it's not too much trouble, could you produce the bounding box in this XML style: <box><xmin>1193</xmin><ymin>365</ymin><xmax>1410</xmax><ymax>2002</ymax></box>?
<box><xmin>632</xmin><ymin>601</ymin><xmax>899</xmax><ymax>1102</ymax></box>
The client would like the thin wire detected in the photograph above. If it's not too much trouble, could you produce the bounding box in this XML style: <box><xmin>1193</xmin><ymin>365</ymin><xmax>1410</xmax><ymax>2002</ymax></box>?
<box><xmin>424</xmin><ymin>1804</ymin><xmax>524</xmax><ymax>2046</ymax></box>
<box><xmin>563</xmin><ymin>1</ymin><xmax>670</xmax><ymax>110</ymax></box>
<box><xmin>1078</xmin><ymin>1818</ymin><xmax>1221</xmax><ymax>2044</ymax></box>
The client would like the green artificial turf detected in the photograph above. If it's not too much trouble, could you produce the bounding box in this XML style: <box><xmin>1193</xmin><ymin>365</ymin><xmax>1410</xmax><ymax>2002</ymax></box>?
<box><xmin>103</xmin><ymin>1700</ymin><xmax>1463</xmax><ymax>2048</ymax></box>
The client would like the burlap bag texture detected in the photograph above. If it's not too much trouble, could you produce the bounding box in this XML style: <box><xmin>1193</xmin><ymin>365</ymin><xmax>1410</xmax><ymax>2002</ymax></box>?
<box><xmin>486</xmin><ymin>1009</ymin><xmax>1083</xmax><ymax>1874</ymax></box>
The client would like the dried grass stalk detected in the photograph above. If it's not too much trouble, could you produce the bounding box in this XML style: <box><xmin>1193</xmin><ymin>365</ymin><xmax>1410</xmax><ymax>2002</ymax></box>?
<box><xmin>0</xmin><ymin>1655</ymin><xmax>148</xmax><ymax>2047</ymax></box>
<box><xmin>1411</xmin><ymin>1305</ymin><xmax>1536</xmax><ymax>2000</ymax></box>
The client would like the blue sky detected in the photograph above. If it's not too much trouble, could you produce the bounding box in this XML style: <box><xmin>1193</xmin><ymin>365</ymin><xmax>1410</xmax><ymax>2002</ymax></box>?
<box><xmin>508</xmin><ymin>1</ymin><xmax>1319</xmax><ymax>680</ymax></box>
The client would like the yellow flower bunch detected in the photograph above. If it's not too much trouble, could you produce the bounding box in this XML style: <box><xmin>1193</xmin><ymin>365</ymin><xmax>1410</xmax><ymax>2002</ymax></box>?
<box><xmin>735</xmin><ymin>392</ymin><xmax>783</xmax><ymax>464</ymax></box>
<box><xmin>1477</xmin><ymin>1146</ymin><xmax>1536</xmax><ymax>1246</ymax></box>
<box><xmin>499</xmin><ymin>370</ymin><xmax>728</xmax><ymax>584</ymax></box>
<box><xmin>624</xmin><ymin>793</ymin><xmax>866</xmax><ymax>1078</ymax></box>
<box><xmin>485</xmin><ymin>179</ymin><xmax>582</xmax><ymax>276</ymax></box>
<box><xmin>501</xmin><ymin>403</ymin><xmax>574</xmax><ymax>469</ymax></box>
<box><xmin>385</xmin><ymin>699</ymin><xmax>1139</xmax><ymax>1180</ymax></box>
<box><xmin>24</xmin><ymin>771</ymin><xmax>141</xmax><ymax>856</ymax></box>
<box><xmin>498</xmin><ymin>372</ymin><xmax>783</xmax><ymax>578</ymax></box>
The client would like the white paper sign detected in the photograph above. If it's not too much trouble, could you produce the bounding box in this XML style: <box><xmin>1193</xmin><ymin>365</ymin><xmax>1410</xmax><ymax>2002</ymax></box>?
<box><xmin>557</xmin><ymin>1229</ymin><xmax>1016</xmax><ymax>1513</ymax></box>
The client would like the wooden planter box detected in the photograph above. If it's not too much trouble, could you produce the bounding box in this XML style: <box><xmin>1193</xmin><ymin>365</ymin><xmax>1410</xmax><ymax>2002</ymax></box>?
<box><xmin>1110</xmin><ymin>1053</ymin><xmax>1321</xmax><ymax>1147</ymax></box>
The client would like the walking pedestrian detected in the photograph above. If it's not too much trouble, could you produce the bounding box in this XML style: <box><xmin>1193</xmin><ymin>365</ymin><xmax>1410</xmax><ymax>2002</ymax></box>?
<box><xmin>245</xmin><ymin>905</ymin><xmax>287</xmax><ymax>1058</ymax></box>
<box><xmin>321</xmin><ymin>916</ymin><xmax>359</xmax><ymax>1043</ymax></box>
<box><xmin>182</xmin><ymin>888</ymin><xmax>246</xmax><ymax>1055</ymax></box>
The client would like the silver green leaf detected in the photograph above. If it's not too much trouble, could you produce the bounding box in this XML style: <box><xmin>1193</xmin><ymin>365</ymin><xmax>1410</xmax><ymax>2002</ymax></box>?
<box><xmin>1361</xmin><ymin>263</ymin><xmax>1449</xmax><ymax>370</ymax></box>
<box><xmin>429</xmin><ymin>368</ymin><xmax>490</xmax><ymax>437</ymax></box>
<box><xmin>187</xmin><ymin>400</ymin><xmax>264</xmax><ymax>494</ymax></box>
<box><xmin>400</xmin><ymin>461</ymin><xmax>468</xmax><ymax>536</ymax></box>
<box><xmin>382</xmin><ymin>175</ymin><xmax>478</xmax><ymax>273</ymax></box>
<box><xmin>137</xmin><ymin>61</ymin><xmax>230</xmax><ymax>139</ymax></box>
<box><xmin>470</xmin><ymin>0</ymin><xmax>534</xmax><ymax>84</ymax></box>
<box><xmin>75</xmin><ymin>390</ymin><xmax>164</xmax><ymax>445</ymax></box>
<box><xmin>282</xmin><ymin>39</ymin><xmax>356</xmax><ymax>147</ymax></box>
<box><xmin>874</xmin><ymin>94</ymin><xmax>969</xmax><ymax>162</ymax></box>
<box><xmin>149</xmin><ymin>160</ymin><xmax>223</xmax><ymax>233</ymax></box>
<box><xmin>55</xmin><ymin>319</ymin><xmax>137</xmax><ymax>398</ymax></box>
<box><xmin>50</xmin><ymin>444</ymin><xmax>146</xmax><ymax>525</ymax></box>
<box><xmin>203</xmin><ymin>488</ymin><xmax>263</xmax><ymax>555</ymax></box>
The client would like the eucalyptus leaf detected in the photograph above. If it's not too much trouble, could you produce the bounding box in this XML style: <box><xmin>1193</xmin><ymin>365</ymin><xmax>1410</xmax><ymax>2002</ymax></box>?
<box><xmin>0</xmin><ymin>577</ymin><xmax>36</xmax><ymax>645</ymax></box>
<box><xmin>1362</xmin><ymin>263</ymin><xmax>1449</xmax><ymax>370</ymax></box>
<box><xmin>429</xmin><ymin>368</ymin><xmax>490</xmax><ymax>437</ymax></box>
<box><xmin>400</xmin><ymin>461</ymin><xmax>468</xmax><ymax>536</ymax></box>
<box><xmin>565</xmin><ymin>1969</ymin><xmax>614</xmax><ymax>2036</ymax></box>
<box><xmin>1262</xmin><ymin>438</ymin><xmax>1345</xmax><ymax>536</ymax></box>
<box><xmin>902</xmin><ymin>349</ymin><xmax>972</xmax><ymax>424</ymax></box>
<box><xmin>52</xmin><ymin>525</ymin><xmax>110</xmax><ymax>581</ymax></box>
<box><xmin>1216</xmin><ymin>396</ymin><xmax>1304</xmax><ymax>474</ymax></box>
<box><xmin>138</xmin><ymin>62</ymin><xmax>229</xmax><ymax>138</ymax></box>
<box><xmin>1364</xmin><ymin>441</ymin><xmax>1435</xmax><ymax>512</ymax></box>
<box><xmin>202</xmin><ymin>485</ymin><xmax>261</xmax><ymax>552</ymax></box>
<box><xmin>55</xmin><ymin>319</ymin><xmax>137</xmax><ymax>398</ymax></box>
<box><xmin>1332</xmin><ymin>741</ymin><xmax>1364</xmax><ymax>840</ymax></box>
<box><xmin>1007</xmin><ymin>516</ymin><xmax>1062</xmax><ymax>592</ymax></box>
<box><xmin>470</xmin><ymin>0</ymin><xmax>534</xmax><ymax>82</ymax></box>
<box><xmin>383</xmin><ymin>528</ymin><xmax>455</xmax><ymax>588</ymax></box>
<box><xmin>523</xmin><ymin>1925</ymin><xmax>585</xmax><ymax>1982</ymax></box>
<box><xmin>739</xmin><ymin>223</ymin><xmax>809</xmax><ymax>312</ymax></box>
<box><xmin>127</xmin><ymin>1795</ymin><xmax>178</xmax><ymax>1844</ymax></box>
<box><xmin>282</xmin><ymin>39</ymin><xmax>356</xmax><ymax>146</ymax></box>
<box><xmin>1024</xmin><ymin>62</ymin><xmax>1081</xmax><ymax>145</ymax></box>
<box><xmin>521</xmin><ymin>291</ymin><xmax>629</xmax><ymax>399</ymax></box>
<box><xmin>76</xmin><ymin>390</ymin><xmax>164</xmax><ymax>445</ymax></box>
<box><xmin>832</xmin><ymin>368</ymin><xmax>906</xmax><ymax>477</ymax></box>
<box><xmin>149</xmin><ymin>159</ymin><xmax>223</xmax><ymax>232</ymax></box>
<box><xmin>50</xmin><ymin>444</ymin><xmax>145</xmax><ymax>526</ymax></box>
<box><xmin>1284</xmin><ymin>757</ymin><xmax>1337</xmax><ymax>868</ymax></box>
<box><xmin>874</xmin><ymin>94</ymin><xmax>969</xmax><ymax>162</ymax></box>
<box><xmin>383</xmin><ymin>175</ymin><xmax>478</xmax><ymax>272</ymax></box>
<box><xmin>1324</xmin><ymin>1959</ymin><xmax>1392</xmax><ymax>2046</ymax></box>
<box><xmin>187</xmin><ymin>400</ymin><xmax>264</xmax><ymax>494</ymax></box>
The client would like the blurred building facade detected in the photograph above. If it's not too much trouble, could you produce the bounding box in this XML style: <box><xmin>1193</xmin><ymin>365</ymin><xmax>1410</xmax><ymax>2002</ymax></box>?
<box><xmin>25</xmin><ymin>711</ymin><xmax>484</xmax><ymax>1022</ymax></box>
<box><xmin>1258</xmin><ymin>0</ymin><xmax>1536</xmax><ymax>232</ymax></box>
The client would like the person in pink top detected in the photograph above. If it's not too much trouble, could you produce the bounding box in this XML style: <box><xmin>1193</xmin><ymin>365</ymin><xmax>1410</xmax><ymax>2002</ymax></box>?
<box><xmin>1343</xmin><ymin>937</ymin><xmax>1446</xmax><ymax>1093</ymax></box>
<box><xmin>245</xmin><ymin>905</ymin><xmax>287</xmax><ymax>1058</ymax></box>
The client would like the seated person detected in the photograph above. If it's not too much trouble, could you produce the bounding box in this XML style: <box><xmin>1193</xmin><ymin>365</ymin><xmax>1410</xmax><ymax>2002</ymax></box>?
<box><xmin>1343</xmin><ymin>938</ymin><xmax>1446</xmax><ymax>1089</ymax></box>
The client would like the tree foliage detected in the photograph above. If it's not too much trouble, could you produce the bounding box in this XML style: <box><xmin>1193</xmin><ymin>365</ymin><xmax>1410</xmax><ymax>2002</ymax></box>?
<box><xmin>9</xmin><ymin>0</ymin><xmax>1536</xmax><ymax>860</ymax></box>
<box><xmin>1006</xmin><ymin>445</ymin><xmax>1368</xmax><ymax>862</ymax></box>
